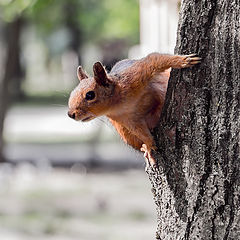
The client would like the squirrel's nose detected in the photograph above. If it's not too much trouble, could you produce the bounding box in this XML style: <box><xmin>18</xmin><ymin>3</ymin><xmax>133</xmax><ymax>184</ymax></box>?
<box><xmin>68</xmin><ymin>110</ymin><xmax>76</xmax><ymax>119</ymax></box>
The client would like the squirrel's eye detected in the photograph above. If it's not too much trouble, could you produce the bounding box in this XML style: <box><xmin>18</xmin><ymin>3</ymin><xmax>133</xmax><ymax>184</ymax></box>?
<box><xmin>85</xmin><ymin>91</ymin><xmax>95</xmax><ymax>101</ymax></box>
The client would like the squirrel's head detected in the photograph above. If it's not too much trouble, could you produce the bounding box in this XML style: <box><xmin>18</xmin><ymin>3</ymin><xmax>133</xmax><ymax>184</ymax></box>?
<box><xmin>68</xmin><ymin>62</ymin><xmax>116</xmax><ymax>122</ymax></box>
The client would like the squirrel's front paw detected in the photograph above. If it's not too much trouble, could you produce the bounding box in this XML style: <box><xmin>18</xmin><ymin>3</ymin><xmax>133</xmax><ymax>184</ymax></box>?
<box><xmin>140</xmin><ymin>144</ymin><xmax>157</xmax><ymax>168</ymax></box>
<box><xmin>181</xmin><ymin>54</ymin><xmax>201</xmax><ymax>68</ymax></box>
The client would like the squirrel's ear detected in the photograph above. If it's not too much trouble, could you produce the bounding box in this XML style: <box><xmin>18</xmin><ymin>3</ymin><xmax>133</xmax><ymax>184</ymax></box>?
<box><xmin>93</xmin><ymin>62</ymin><xmax>109</xmax><ymax>87</ymax></box>
<box><xmin>77</xmin><ymin>66</ymin><xmax>88</xmax><ymax>81</ymax></box>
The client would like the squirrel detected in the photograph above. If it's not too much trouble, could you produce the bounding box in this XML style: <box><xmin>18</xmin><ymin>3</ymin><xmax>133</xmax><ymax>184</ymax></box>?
<box><xmin>68</xmin><ymin>53</ymin><xmax>200</xmax><ymax>167</ymax></box>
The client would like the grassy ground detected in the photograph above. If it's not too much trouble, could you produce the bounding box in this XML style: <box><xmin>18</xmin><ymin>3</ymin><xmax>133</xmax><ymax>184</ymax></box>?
<box><xmin>0</xmin><ymin>166</ymin><xmax>156</xmax><ymax>240</ymax></box>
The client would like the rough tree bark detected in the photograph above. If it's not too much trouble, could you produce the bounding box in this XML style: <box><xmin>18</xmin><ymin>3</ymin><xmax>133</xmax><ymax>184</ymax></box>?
<box><xmin>147</xmin><ymin>1</ymin><xmax>240</xmax><ymax>239</ymax></box>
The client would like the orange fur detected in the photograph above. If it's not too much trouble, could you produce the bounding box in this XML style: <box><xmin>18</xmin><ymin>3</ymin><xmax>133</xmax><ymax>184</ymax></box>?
<box><xmin>68</xmin><ymin>53</ymin><xmax>200</xmax><ymax>167</ymax></box>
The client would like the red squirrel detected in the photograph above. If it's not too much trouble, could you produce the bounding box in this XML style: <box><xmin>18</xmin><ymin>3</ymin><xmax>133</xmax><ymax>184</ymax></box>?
<box><xmin>68</xmin><ymin>53</ymin><xmax>200</xmax><ymax>167</ymax></box>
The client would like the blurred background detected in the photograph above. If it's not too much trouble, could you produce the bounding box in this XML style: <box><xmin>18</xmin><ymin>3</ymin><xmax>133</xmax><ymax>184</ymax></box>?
<box><xmin>0</xmin><ymin>0</ymin><xmax>180</xmax><ymax>239</ymax></box>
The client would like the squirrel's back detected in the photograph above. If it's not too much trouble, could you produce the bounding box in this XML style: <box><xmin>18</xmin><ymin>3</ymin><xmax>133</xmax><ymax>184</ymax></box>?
<box><xmin>110</xmin><ymin>59</ymin><xmax>136</xmax><ymax>75</ymax></box>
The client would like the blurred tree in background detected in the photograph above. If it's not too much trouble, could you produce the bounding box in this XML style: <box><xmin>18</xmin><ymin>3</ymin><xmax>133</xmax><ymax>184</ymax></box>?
<box><xmin>0</xmin><ymin>0</ymin><xmax>29</xmax><ymax>162</ymax></box>
<box><xmin>0</xmin><ymin>0</ymin><xmax>139</xmax><ymax>162</ymax></box>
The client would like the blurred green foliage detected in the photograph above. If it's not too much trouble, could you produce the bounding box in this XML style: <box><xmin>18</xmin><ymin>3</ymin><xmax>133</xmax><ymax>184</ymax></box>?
<box><xmin>0</xmin><ymin>0</ymin><xmax>139</xmax><ymax>44</ymax></box>
<box><xmin>0</xmin><ymin>0</ymin><xmax>33</xmax><ymax>21</ymax></box>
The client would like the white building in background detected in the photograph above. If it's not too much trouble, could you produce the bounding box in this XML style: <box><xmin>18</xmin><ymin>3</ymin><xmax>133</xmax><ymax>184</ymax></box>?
<box><xmin>129</xmin><ymin>0</ymin><xmax>180</xmax><ymax>59</ymax></box>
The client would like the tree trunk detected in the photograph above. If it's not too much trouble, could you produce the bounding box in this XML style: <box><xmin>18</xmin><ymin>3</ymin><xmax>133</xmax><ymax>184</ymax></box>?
<box><xmin>4</xmin><ymin>17</ymin><xmax>25</xmax><ymax>100</ymax></box>
<box><xmin>0</xmin><ymin>16</ymin><xmax>24</xmax><ymax>162</ymax></box>
<box><xmin>147</xmin><ymin>1</ymin><xmax>240</xmax><ymax>239</ymax></box>
<box><xmin>64</xmin><ymin>1</ymin><xmax>82</xmax><ymax>64</ymax></box>
<box><xmin>0</xmin><ymin>81</ymin><xmax>6</xmax><ymax>162</ymax></box>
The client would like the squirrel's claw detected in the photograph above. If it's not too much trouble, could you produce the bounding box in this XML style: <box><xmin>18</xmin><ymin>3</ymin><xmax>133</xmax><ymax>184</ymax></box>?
<box><xmin>141</xmin><ymin>144</ymin><xmax>157</xmax><ymax>169</ymax></box>
<box><xmin>181</xmin><ymin>54</ymin><xmax>201</xmax><ymax>68</ymax></box>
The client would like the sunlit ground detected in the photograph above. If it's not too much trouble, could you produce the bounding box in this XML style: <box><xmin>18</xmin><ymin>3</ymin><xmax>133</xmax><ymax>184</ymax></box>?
<box><xmin>0</xmin><ymin>166</ymin><xmax>156</xmax><ymax>240</ymax></box>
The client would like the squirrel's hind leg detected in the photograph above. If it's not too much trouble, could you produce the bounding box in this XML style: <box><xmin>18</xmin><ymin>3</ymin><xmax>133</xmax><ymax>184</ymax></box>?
<box><xmin>124</xmin><ymin>120</ymin><xmax>158</xmax><ymax>168</ymax></box>
<box><xmin>110</xmin><ymin>119</ymin><xmax>158</xmax><ymax>168</ymax></box>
